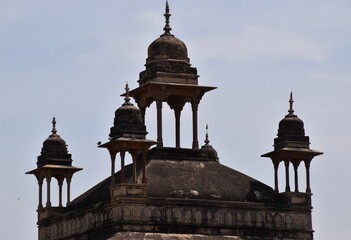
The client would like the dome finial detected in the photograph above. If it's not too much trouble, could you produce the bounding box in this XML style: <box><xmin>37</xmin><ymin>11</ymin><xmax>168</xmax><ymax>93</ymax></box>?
<box><xmin>288</xmin><ymin>92</ymin><xmax>294</xmax><ymax>116</ymax></box>
<box><xmin>51</xmin><ymin>117</ymin><xmax>57</xmax><ymax>135</ymax></box>
<box><xmin>162</xmin><ymin>0</ymin><xmax>172</xmax><ymax>36</ymax></box>
<box><xmin>204</xmin><ymin>124</ymin><xmax>210</xmax><ymax>145</ymax></box>
<box><xmin>123</xmin><ymin>82</ymin><xmax>132</xmax><ymax>106</ymax></box>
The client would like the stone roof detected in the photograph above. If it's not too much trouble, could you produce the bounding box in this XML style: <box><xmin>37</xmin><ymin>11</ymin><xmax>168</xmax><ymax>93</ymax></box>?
<box><xmin>147</xmin><ymin>159</ymin><xmax>279</xmax><ymax>202</ymax></box>
<box><xmin>68</xmin><ymin>152</ymin><xmax>281</xmax><ymax>211</ymax></box>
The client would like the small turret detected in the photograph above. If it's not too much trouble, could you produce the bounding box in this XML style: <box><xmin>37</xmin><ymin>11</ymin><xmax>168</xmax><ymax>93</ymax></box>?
<box><xmin>37</xmin><ymin>117</ymin><xmax>72</xmax><ymax>167</ymax></box>
<box><xmin>99</xmin><ymin>84</ymin><xmax>156</xmax><ymax>199</ymax></box>
<box><xmin>201</xmin><ymin>125</ymin><xmax>219</xmax><ymax>162</ymax></box>
<box><xmin>26</xmin><ymin>118</ymin><xmax>82</xmax><ymax>219</ymax></box>
<box><xmin>262</xmin><ymin>93</ymin><xmax>322</xmax><ymax>202</ymax></box>
<box><xmin>274</xmin><ymin>93</ymin><xmax>310</xmax><ymax>150</ymax></box>
<box><xmin>109</xmin><ymin>84</ymin><xmax>147</xmax><ymax>140</ymax></box>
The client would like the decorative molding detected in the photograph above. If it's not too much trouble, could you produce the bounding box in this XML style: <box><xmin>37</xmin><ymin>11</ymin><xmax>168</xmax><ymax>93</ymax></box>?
<box><xmin>39</xmin><ymin>203</ymin><xmax>312</xmax><ymax>239</ymax></box>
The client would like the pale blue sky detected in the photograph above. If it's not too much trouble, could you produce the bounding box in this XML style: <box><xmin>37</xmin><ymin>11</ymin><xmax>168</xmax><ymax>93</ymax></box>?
<box><xmin>1</xmin><ymin>1</ymin><xmax>350</xmax><ymax>239</ymax></box>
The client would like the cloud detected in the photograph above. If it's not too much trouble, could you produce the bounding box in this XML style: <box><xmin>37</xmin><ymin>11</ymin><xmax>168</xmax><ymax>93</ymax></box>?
<box><xmin>309</xmin><ymin>71</ymin><xmax>351</xmax><ymax>84</ymax></box>
<box><xmin>191</xmin><ymin>26</ymin><xmax>328</xmax><ymax>62</ymax></box>
<box><xmin>60</xmin><ymin>34</ymin><xmax>150</xmax><ymax>67</ymax></box>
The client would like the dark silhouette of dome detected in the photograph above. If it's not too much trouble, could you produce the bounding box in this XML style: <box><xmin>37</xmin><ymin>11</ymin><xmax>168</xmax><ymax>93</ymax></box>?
<box><xmin>278</xmin><ymin>114</ymin><xmax>305</xmax><ymax>136</ymax></box>
<box><xmin>201</xmin><ymin>125</ymin><xmax>219</xmax><ymax>162</ymax></box>
<box><xmin>138</xmin><ymin>1</ymin><xmax>198</xmax><ymax>85</ymax></box>
<box><xmin>274</xmin><ymin>93</ymin><xmax>310</xmax><ymax>150</ymax></box>
<box><xmin>146</xmin><ymin>35</ymin><xmax>189</xmax><ymax>65</ymax></box>
<box><xmin>145</xmin><ymin>1</ymin><xmax>190</xmax><ymax>67</ymax></box>
<box><xmin>37</xmin><ymin>117</ymin><xmax>72</xmax><ymax>168</ymax></box>
<box><xmin>109</xmin><ymin>84</ymin><xmax>147</xmax><ymax>139</ymax></box>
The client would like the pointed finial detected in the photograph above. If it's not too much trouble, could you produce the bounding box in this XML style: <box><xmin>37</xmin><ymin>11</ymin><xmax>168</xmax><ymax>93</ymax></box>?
<box><xmin>162</xmin><ymin>0</ymin><xmax>172</xmax><ymax>36</ymax></box>
<box><xmin>123</xmin><ymin>82</ymin><xmax>131</xmax><ymax>105</ymax></box>
<box><xmin>204</xmin><ymin>124</ymin><xmax>210</xmax><ymax>145</ymax></box>
<box><xmin>288</xmin><ymin>92</ymin><xmax>295</xmax><ymax>115</ymax></box>
<box><xmin>51</xmin><ymin>117</ymin><xmax>57</xmax><ymax>135</ymax></box>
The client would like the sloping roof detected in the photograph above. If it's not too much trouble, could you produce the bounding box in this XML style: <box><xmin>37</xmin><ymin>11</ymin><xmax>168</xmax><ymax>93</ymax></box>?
<box><xmin>67</xmin><ymin>164</ymin><xmax>134</xmax><ymax>210</ymax></box>
<box><xmin>147</xmin><ymin>160</ymin><xmax>279</xmax><ymax>202</ymax></box>
<box><xmin>68</xmin><ymin>158</ymin><xmax>280</xmax><ymax>211</ymax></box>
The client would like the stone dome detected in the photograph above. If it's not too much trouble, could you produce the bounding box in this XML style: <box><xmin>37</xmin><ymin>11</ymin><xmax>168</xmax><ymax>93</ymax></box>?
<box><xmin>109</xmin><ymin>85</ymin><xmax>147</xmax><ymax>140</ymax></box>
<box><xmin>274</xmin><ymin>94</ymin><xmax>310</xmax><ymax>150</ymax></box>
<box><xmin>145</xmin><ymin>0</ymin><xmax>190</xmax><ymax>67</ymax></box>
<box><xmin>201</xmin><ymin>144</ymin><xmax>219</xmax><ymax>162</ymax></box>
<box><xmin>277</xmin><ymin>114</ymin><xmax>305</xmax><ymax>137</ymax></box>
<box><xmin>146</xmin><ymin>35</ymin><xmax>189</xmax><ymax>66</ymax></box>
<box><xmin>200</xmin><ymin>126</ymin><xmax>219</xmax><ymax>162</ymax></box>
<box><xmin>37</xmin><ymin>118</ymin><xmax>72</xmax><ymax>168</ymax></box>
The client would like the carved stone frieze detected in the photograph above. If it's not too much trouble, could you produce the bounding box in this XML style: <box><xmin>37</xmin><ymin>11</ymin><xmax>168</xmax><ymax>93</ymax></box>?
<box><xmin>39</xmin><ymin>202</ymin><xmax>312</xmax><ymax>240</ymax></box>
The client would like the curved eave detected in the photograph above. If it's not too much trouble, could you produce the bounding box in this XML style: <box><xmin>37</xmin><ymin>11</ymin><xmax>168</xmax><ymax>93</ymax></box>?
<box><xmin>98</xmin><ymin>137</ymin><xmax>157</xmax><ymax>151</ymax></box>
<box><xmin>261</xmin><ymin>147</ymin><xmax>323</xmax><ymax>160</ymax></box>
<box><xmin>26</xmin><ymin>164</ymin><xmax>82</xmax><ymax>175</ymax></box>
<box><xmin>128</xmin><ymin>82</ymin><xmax>216</xmax><ymax>98</ymax></box>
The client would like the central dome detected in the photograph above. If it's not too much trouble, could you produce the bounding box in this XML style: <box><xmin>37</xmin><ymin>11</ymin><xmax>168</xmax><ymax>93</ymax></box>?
<box><xmin>145</xmin><ymin>0</ymin><xmax>190</xmax><ymax>67</ymax></box>
<box><xmin>146</xmin><ymin>35</ymin><xmax>189</xmax><ymax>65</ymax></box>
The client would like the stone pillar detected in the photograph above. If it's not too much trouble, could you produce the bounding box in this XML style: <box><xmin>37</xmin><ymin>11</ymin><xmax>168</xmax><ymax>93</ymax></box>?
<box><xmin>156</xmin><ymin>100</ymin><xmax>163</xmax><ymax>148</ymax></box>
<box><xmin>131</xmin><ymin>152</ymin><xmax>138</xmax><ymax>183</ymax></box>
<box><xmin>138</xmin><ymin>98</ymin><xmax>147</xmax><ymax>125</ymax></box>
<box><xmin>273</xmin><ymin>160</ymin><xmax>280</xmax><ymax>192</ymax></box>
<box><xmin>140</xmin><ymin>106</ymin><xmax>146</xmax><ymax>125</ymax></box>
<box><xmin>293</xmin><ymin>161</ymin><xmax>300</xmax><ymax>192</ymax></box>
<box><xmin>284</xmin><ymin>160</ymin><xmax>291</xmax><ymax>192</ymax></box>
<box><xmin>110</xmin><ymin>151</ymin><xmax>117</xmax><ymax>185</ymax></box>
<box><xmin>57</xmin><ymin>176</ymin><xmax>64</xmax><ymax>207</ymax></box>
<box><xmin>191</xmin><ymin>101</ymin><xmax>199</xmax><ymax>149</ymax></box>
<box><xmin>120</xmin><ymin>151</ymin><xmax>126</xmax><ymax>183</ymax></box>
<box><xmin>305</xmin><ymin>159</ymin><xmax>311</xmax><ymax>193</ymax></box>
<box><xmin>142</xmin><ymin>151</ymin><xmax>147</xmax><ymax>183</ymax></box>
<box><xmin>46</xmin><ymin>176</ymin><xmax>51</xmax><ymax>207</ymax></box>
<box><xmin>38</xmin><ymin>177</ymin><xmax>44</xmax><ymax>209</ymax></box>
<box><xmin>174</xmin><ymin>108</ymin><xmax>181</xmax><ymax>148</ymax></box>
<box><xmin>66</xmin><ymin>175</ymin><xmax>72</xmax><ymax>205</ymax></box>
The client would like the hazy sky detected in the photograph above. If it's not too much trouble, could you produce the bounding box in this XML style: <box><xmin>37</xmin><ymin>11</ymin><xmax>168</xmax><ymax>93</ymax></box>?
<box><xmin>1</xmin><ymin>1</ymin><xmax>350</xmax><ymax>239</ymax></box>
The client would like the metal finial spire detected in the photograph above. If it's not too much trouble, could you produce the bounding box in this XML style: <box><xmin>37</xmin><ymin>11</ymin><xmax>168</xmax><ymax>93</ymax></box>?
<box><xmin>204</xmin><ymin>124</ymin><xmax>210</xmax><ymax>145</ymax></box>
<box><xmin>162</xmin><ymin>0</ymin><xmax>172</xmax><ymax>36</ymax></box>
<box><xmin>51</xmin><ymin>117</ymin><xmax>57</xmax><ymax>135</ymax></box>
<box><xmin>288</xmin><ymin>92</ymin><xmax>295</xmax><ymax>115</ymax></box>
<box><xmin>123</xmin><ymin>83</ymin><xmax>131</xmax><ymax>105</ymax></box>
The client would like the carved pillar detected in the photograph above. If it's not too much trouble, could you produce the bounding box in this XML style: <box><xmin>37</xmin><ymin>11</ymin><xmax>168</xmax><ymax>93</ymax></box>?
<box><xmin>57</xmin><ymin>176</ymin><xmax>64</xmax><ymax>207</ymax></box>
<box><xmin>120</xmin><ymin>151</ymin><xmax>126</xmax><ymax>183</ymax></box>
<box><xmin>66</xmin><ymin>175</ymin><xmax>72</xmax><ymax>205</ymax></box>
<box><xmin>38</xmin><ymin>176</ymin><xmax>44</xmax><ymax>209</ymax></box>
<box><xmin>305</xmin><ymin>159</ymin><xmax>311</xmax><ymax>193</ymax></box>
<box><xmin>174</xmin><ymin>108</ymin><xmax>181</xmax><ymax>148</ymax></box>
<box><xmin>284</xmin><ymin>160</ymin><xmax>291</xmax><ymax>192</ymax></box>
<box><xmin>46</xmin><ymin>176</ymin><xmax>51</xmax><ymax>207</ymax></box>
<box><xmin>156</xmin><ymin>100</ymin><xmax>163</xmax><ymax>148</ymax></box>
<box><xmin>191</xmin><ymin>100</ymin><xmax>199</xmax><ymax>149</ymax></box>
<box><xmin>293</xmin><ymin>161</ymin><xmax>301</xmax><ymax>192</ymax></box>
<box><xmin>273</xmin><ymin>160</ymin><xmax>280</xmax><ymax>192</ymax></box>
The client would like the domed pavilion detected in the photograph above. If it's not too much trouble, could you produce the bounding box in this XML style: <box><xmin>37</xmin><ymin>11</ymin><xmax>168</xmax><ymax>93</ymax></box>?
<box><xmin>27</xmin><ymin>2</ymin><xmax>322</xmax><ymax>240</ymax></box>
